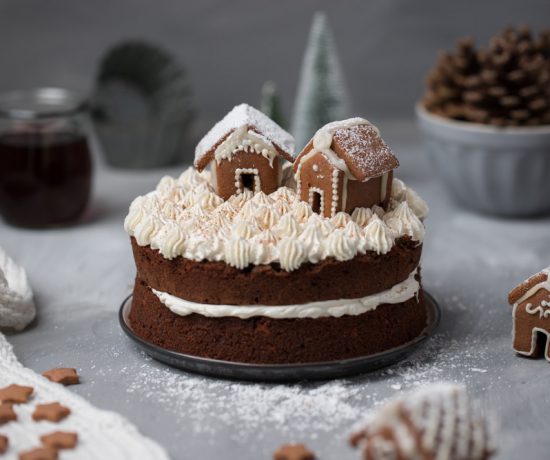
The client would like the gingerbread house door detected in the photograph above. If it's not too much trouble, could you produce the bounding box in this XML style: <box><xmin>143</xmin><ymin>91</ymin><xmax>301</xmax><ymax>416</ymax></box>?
<box><xmin>236</xmin><ymin>168</ymin><xmax>261</xmax><ymax>194</ymax></box>
<box><xmin>309</xmin><ymin>188</ymin><xmax>324</xmax><ymax>214</ymax></box>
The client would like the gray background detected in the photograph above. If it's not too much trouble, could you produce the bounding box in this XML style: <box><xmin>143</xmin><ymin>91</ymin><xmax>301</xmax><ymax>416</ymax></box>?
<box><xmin>1</xmin><ymin>0</ymin><xmax>549</xmax><ymax>138</ymax></box>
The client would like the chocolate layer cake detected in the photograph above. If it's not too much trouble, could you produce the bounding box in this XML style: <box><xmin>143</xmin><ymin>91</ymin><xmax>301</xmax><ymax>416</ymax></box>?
<box><xmin>124</xmin><ymin>106</ymin><xmax>429</xmax><ymax>365</ymax></box>
<box><xmin>130</xmin><ymin>277</ymin><xmax>427</xmax><ymax>363</ymax></box>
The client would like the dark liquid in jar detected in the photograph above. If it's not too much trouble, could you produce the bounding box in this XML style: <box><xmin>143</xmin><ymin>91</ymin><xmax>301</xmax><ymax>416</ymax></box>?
<box><xmin>0</xmin><ymin>131</ymin><xmax>92</xmax><ymax>227</ymax></box>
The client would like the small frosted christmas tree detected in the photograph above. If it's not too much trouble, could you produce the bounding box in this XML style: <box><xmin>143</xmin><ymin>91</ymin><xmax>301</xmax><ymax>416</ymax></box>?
<box><xmin>260</xmin><ymin>81</ymin><xmax>287</xmax><ymax>129</ymax></box>
<box><xmin>291</xmin><ymin>12</ymin><xmax>351</xmax><ymax>149</ymax></box>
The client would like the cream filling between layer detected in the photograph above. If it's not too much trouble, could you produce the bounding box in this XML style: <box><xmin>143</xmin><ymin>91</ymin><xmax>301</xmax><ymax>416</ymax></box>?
<box><xmin>151</xmin><ymin>268</ymin><xmax>419</xmax><ymax>319</ymax></box>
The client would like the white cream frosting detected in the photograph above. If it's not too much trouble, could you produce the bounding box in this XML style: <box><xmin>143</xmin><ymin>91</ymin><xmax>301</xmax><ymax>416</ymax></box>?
<box><xmin>364</xmin><ymin>215</ymin><xmax>394</xmax><ymax>255</ymax></box>
<box><xmin>153</xmin><ymin>268</ymin><xmax>419</xmax><ymax>319</ymax></box>
<box><xmin>125</xmin><ymin>167</ymin><xmax>428</xmax><ymax>272</ymax></box>
<box><xmin>278</xmin><ymin>237</ymin><xmax>305</xmax><ymax>271</ymax></box>
<box><xmin>384</xmin><ymin>201</ymin><xmax>425</xmax><ymax>242</ymax></box>
<box><xmin>325</xmin><ymin>229</ymin><xmax>356</xmax><ymax>261</ymax></box>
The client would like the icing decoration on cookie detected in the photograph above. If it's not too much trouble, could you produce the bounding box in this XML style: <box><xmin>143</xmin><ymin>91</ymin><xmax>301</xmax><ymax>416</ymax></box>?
<box><xmin>508</xmin><ymin>267</ymin><xmax>550</xmax><ymax>360</ymax></box>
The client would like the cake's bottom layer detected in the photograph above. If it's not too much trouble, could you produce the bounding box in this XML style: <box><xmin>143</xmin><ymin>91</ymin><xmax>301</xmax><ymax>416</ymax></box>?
<box><xmin>129</xmin><ymin>277</ymin><xmax>428</xmax><ymax>364</ymax></box>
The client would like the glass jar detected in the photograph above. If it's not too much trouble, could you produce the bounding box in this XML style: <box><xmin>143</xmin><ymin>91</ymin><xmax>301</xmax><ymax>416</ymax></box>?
<box><xmin>0</xmin><ymin>88</ymin><xmax>93</xmax><ymax>228</ymax></box>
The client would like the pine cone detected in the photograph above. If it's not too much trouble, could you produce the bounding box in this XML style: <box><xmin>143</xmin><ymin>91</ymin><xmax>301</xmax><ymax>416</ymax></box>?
<box><xmin>422</xmin><ymin>26</ymin><xmax>550</xmax><ymax>126</ymax></box>
<box><xmin>350</xmin><ymin>384</ymin><xmax>495</xmax><ymax>460</ymax></box>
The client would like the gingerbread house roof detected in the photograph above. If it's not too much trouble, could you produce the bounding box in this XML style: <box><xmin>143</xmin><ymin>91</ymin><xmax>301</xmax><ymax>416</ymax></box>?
<box><xmin>508</xmin><ymin>266</ymin><xmax>550</xmax><ymax>305</ymax></box>
<box><xmin>293</xmin><ymin>118</ymin><xmax>399</xmax><ymax>181</ymax></box>
<box><xmin>194</xmin><ymin>104</ymin><xmax>295</xmax><ymax>171</ymax></box>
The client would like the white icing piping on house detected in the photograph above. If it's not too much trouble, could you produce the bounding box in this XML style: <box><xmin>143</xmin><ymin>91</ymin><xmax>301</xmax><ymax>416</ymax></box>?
<box><xmin>234</xmin><ymin>168</ymin><xmax>261</xmax><ymax>194</ymax></box>
<box><xmin>308</xmin><ymin>187</ymin><xmax>325</xmax><ymax>215</ymax></box>
<box><xmin>525</xmin><ymin>302</ymin><xmax>550</xmax><ymax>319</ymax></box>
<box><xmin>214</xmin><ymin>126</ymin><xmax>278</xmax><ymax>167</ymax></box>
<box><xmin>513</xmin><ymin>268</ymin><xmax>550</xmax><ymax>307</ymax></box>
<box><xmin>152</xmin><ymin>268</ymin><xmax>419</xmax><ymax>319</ymax></box>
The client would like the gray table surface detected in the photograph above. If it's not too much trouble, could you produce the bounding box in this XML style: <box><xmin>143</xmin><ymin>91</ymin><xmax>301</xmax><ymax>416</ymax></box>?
<box><xmin>2</xmin><ymin>121</ymin><xmax>550</xmax><ymax>459</ymax></box>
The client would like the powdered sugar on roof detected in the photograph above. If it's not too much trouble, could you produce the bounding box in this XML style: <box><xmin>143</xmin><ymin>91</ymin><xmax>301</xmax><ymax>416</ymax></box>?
<box><xmin>195</xmin><ymin>104</ymin><xmax>295</xmax><ymax>164</ymax></box>
<box><xmin>317</xmin><ymin>117</ymin><xmax>378</xmax><ymax>135</ymax></box>
<box><xmin>332</xmin><ymin>123</ymin><xmax>399</xmax><ymax>179</ymax></box>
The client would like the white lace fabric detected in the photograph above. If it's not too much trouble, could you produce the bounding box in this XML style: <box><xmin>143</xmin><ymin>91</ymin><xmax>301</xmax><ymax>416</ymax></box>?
<box><xmin>0</xmin><ymin>333</ymin><xmax>169</xmax><ymax>460</ymax></box>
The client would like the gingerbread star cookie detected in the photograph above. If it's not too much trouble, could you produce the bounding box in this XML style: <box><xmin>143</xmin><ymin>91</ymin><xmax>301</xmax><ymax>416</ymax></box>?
<box><xmin>273</xmin><ymin>443</ymin><xmax>316</xmax><ymax>460</ymax></box>
<box><xmin>0</xmin><ymin>434</ymin><xmax>8</xmax><ymax>454</ymax></box>
<box><xmin>40</xmin><ymin>431</ymin><xmax>78</xmax><ymax>450</ymax></box>
<box><xmin>0</xmin><ymin>403</ymin><xmax>16</xmax><ymax>425</ymax></box>
<box><xmin>0</xmin><ymin>384</ymin><xmax>33</xmax><ymax>404</ymax></box>
<box><xmin>19</xmin><ymin>446</ymin><xmax>58</xmax><ymax>460</ymax></box>
<box><xmin>32</xmin><ymin>402</ymin><xmax>70</xmax><ymax>423</ymax></box>
<box><xmin>42</xmin><ymin>368</ymin><xmax>80</xmax><ymax>386</ymax></box>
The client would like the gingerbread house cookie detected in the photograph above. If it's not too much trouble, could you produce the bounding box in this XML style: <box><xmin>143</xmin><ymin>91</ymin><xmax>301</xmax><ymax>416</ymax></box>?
<box><xmin>350</xmin><ymin>383</ymin><xmax>494</xmax><ymax>460</ymax></box>
<box><xmin>194</xmin><ymin>103</ymin><xmax>295</xmax><ymax>199</ymax></box>
<box><xmin>508</xmin><ymin>266</ymin><xmax>550</xmax><ymax>360</ymax></box>
<box><xmin>293</xmin><ymin>118</ymin><xmax>399</xmax><ymax>218</ymax></box>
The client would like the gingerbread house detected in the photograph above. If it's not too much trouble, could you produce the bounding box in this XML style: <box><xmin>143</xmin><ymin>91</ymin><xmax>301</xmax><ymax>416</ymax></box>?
<box><xmin>508</xmin><ymin>266</ymin><xmax>550</xmax><ymax>361</ymax></box>
<box><xmin>292</xmin><ymin>118</ymin><xmax>399</xmax><ymax>218</ymax></box>
<box><xmin>194</xmin><ymin>104</ymin><xmax>295</xmax><ymax>200</ymax></box>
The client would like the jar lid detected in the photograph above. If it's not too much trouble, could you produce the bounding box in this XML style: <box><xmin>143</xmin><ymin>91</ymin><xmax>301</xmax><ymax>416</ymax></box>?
<box><xmin>0</xmin><ymin>88</ymin><xmax>89</xmax><ymax>120</ymax></box>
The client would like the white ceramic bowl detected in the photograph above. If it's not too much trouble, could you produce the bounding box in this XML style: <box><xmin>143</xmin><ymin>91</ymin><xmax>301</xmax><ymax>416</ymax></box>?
<box><xmin>416</xmin><ymin>104</ymin><xmax>550</xmax><ymax>217</ymax></box>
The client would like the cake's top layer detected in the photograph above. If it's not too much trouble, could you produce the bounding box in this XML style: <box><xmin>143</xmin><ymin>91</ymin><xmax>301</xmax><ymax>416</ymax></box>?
<box><xmin>293</xmin><ymin>118</ymin><xmax>399</xmax><ymax>180</ymax></box>
<box><xmin>194</xmin><ymin>104</ymin><xmax>295</xmax><ymax>170</ymax></box>
<box><xmin>125</xmin><ymin>167</ymin><xmax>428</xmax><ymax>272</ymax></box>
<box><xmin>508</xmin><ymin>266</ymin><xmax>550</xmax><ymax>305</ymax></box>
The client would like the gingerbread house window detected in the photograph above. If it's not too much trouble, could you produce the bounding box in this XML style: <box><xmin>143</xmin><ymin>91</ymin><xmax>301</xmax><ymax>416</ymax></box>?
<box><xmin>193</xmin><ymin>104</ymin><xmax>295</xmax><ymax>200</ymax></box>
